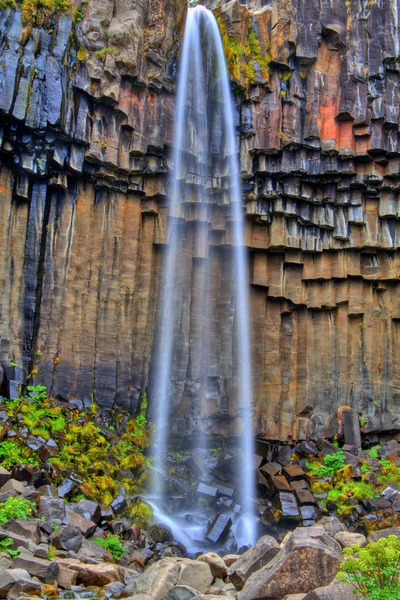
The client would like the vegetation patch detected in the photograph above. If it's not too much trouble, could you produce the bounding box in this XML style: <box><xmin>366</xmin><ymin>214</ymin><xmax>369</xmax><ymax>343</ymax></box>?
<box><xmin>215</xmin><ymin>9</ymin><xmax>271</xmax><ymax>88</ymax></box>
<box><xmin>0</xmin><ymin>388</ymin><xmax>149</xmax><ymax>506</ymax></box>
<box><xmin>338</xmin><ymin>535</ymin><xmax>400</xmax><ymax>599</ymax></box>
<box><xmin>94</xmin><ymin>534</ymin><xmax>126</xmax><ymax>560</ymax></box>
<box><xmin>0</xmin><ymin>0</ymin><xmax>84</xmax><ymax>27</ymax></box>
<box><xmin>0</xmin><ymin>497</ymin><xmax>35</xmax><ymax>524</ymax></box>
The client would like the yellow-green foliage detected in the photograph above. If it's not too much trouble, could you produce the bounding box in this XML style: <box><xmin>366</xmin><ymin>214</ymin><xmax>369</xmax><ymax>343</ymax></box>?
<box><xmin>94</xmin><ymin>47</ymin><xmax>119</xmax><ymax>60</ymax></box>
<box><xmin>0</xmin><ymin>0</ymin><xmax>83</xmax><ymax>27</ymax></box>
<box><xmin>338</xmin><ymin>535</ymin><xmax>400</xmax><ymax>599</ymax></box>
<box><xmin>215</xmin><ymin>9</ymin><xmax>270</xmax><ymax>88</ymax></box>
<box><xmin>0</xmin><ymin>392</ymin><xmax>149</xmax><ymax>506</ymax></box>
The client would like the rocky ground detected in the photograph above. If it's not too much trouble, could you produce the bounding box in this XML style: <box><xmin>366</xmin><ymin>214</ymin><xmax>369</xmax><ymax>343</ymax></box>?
<box><xmin>1</xmin><ymin>380</ymin><xmax>400</xmax><ymax>599</ymax></box>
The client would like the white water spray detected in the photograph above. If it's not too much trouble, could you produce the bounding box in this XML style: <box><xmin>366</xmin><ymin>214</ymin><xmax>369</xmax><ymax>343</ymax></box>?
<box><xmin>149</xmin><ymin>4</ymin><xmax>256</xmax><ymax>548</ymax></box>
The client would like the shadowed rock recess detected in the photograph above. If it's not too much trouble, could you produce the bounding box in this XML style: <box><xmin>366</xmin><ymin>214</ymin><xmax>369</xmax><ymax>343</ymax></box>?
<box><xmin>0</xmin><ymin>0</ymin><xmax>400</xmax><ymax>440</ymax></box>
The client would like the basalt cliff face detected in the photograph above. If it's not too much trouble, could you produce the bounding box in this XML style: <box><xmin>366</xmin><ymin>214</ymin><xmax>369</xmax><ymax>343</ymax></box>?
<box><xmin>0</xmin><ymin>0</ymin><xmax>400</xmax><ymax>441</ymax></box>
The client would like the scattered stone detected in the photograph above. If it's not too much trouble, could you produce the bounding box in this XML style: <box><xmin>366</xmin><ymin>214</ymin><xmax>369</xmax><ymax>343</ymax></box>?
<box><xmin>272</xmin><ymin>492</ymin><xmax>300</xmax><ymax>518</ymax></box>
<box><xmin>11</xmin><ymin>554</ymin><xmax>59</xmax><ymax>584</ymax></box>
<box><xmin>260</xmin><ymin>463</ymin><xmax>280</xmax><ymax>477</ymax></box>
<box><xmin>72</xmin><ymin>499</ymin><xmax>101</xmax><ymax>523</ymax></box>
<box><xmin>197</xmin><ymin>483</ymin><xmax>218</xmax><ymax>499</ymax></box>
<box><xmin>0</xmin><ymin>467</ymin><xmax>11</xmax><ymax>487</ymax></box>
<box><xmin>268</xmin><ymin>475</ymin><xmax>292</xmax><ymax>496</ymax></box>
<box><xmin>104</xmin><ymin>581</ymin><xmax>126</xmax><ymax>598</ymax></box>
<box><xmin>50</xmin><ymin>525</ymin><xmax>83</xmax><ymax>552</ymax></box>
<box><xmin>295</xmin><ymin>441</ymin><xmax>318</xmax><ymax>457</ymax></box>
<box><xmin>0</xmin><ymin>527</ymin><xmax>37</xmax><ymax>553</ymax></box>
<box><xmin>111</xmin><ymin>495</ymin><xmax>128</xmax><ymax>513</ymax></box>
<box><xmin>228</xmin><ymin>535</ymin><xmax>280</xmax><ymax>590</ymax></box>
<box><xmin>316</xmin><ymin>440</ymin><xmax>339</xmax><ymax>456</ymax></box>
<box><xmin>316</xmin><ymin>517</ymin><xmax>346</xmax><ymax>537</ymax></box>
<box><xmin>368</xmin><ymin>526</ymin><xmax>400</xmax><ymax>542</ymax></box>
<box><xmin>126</xmin><ymin>557</ymin><xmax>212</xmax><ymax>600</ymax></box>
<box><xmin>238</xmin><ymin>527</ymin><xmax>342</xmax><ymax>600</ymax></box>
<box><xmin>303</xmin><ymin>582</ymin><xmax>357</xmax><ymax>599</ymax></box>
<box><xmin>38</xmin><ymin>497</ymin><xmax>66</xmax><ymax>522</ymax></box>
<box><xmin>57</xmin><ymin>558</ymin><xmax>120</xmax><ymax>586</ymax></box>
<box><xmin>206</xmin><ymin>514</ymin><xmax>232</xmax><ymax>544</ymax></box>
<box><xmin>57</xmin><ymin>479</ymin><xmax>75</xmax><ymax>499</ymax></box>
<box><xmin>64</xmin><ymin>508</ymin><xmax>97</xmax><ymax>537</ymax></box>
<box><xmin>334</xmin><ymin>531</ymin><xmax>367</xmax><ymax>548</ymax></box>
<box><xmin>295</xmin><ymin>489</ymin><xmax>316</xmax><ymax>506</ymax></box>
<box><xmin>0</xmin><ymin>568</ymin><xmax>33</xmax><ymax>598</ymax></box>
<box><xmin>196</xmin><ymin>552</ymin><xmax>227</xmax><ymax>579</ymax></box>
<box><xmin>223</xmin><ymin>554</ymin><xmax>240</xmax><ymax>567</ymax></box>
<box><xmin>162</xmin><ymin>584</ymin><xmax>198</xmax><ymax>600</ymax></box>
<box><xmin>6</xmin><ymin>578</ymin><xmax>42</xmax><ymax>600</ymax></box>
<box><xmin>1</xmin><ymin>519</ymin><xmax>41</xmax><ymax>545</ymax></box>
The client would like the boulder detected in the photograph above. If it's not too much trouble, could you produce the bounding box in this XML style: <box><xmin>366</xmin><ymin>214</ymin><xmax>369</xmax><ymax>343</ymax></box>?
<box><xmin>50</xmin><ymin>525</ymin><xmax>83</xmax><ymax>552</ymax></box>
<box><xmin>64</xmin><ymin>508</ymin><xmax>97</xmax><ymax>537</ymax></box>
<box><xmin>368</xmin><ymin>527</ymin><xmax>400</xmax><ymax>542</ymax></box>
<box><xmin>104</xmin><ymin>581</ymin><xmax>127</xmax><ymax>599</ymax></box>
<box><xmin>0</xmin><ymin>480</ymin><xmax>26</xmax><ymax>497</ymax></box>
<box><xmin>229</xmin><ymin>535</ymin><xmax>280</xmax><ymax>590</ymax></box>
<box><xmin>0</xmin><ymin>467</ymin><xmax>11</xmax><ymax>487</ymax></box>
<box><xmin>11</xmin><ymin>554</ymin><xmax>59</xmax><ymax>584</ymax></box>
<box><xmin>6</xmin><ymin>578</ymin><xmax>42</xmax><ymax>600</ymax></box>
<box><xmin>196</xmin><ymin>552</ymin><xmax>227</xmax><ymax>579</ymax></box>
<box><xmin>1</xmin><ymin>519</ymin><xmax>41</xmax><ymax>544</ymax></box>
<box><xmin>223</xmin><ymin>554</ymin><xmax>240</xmax><ymax>567</ymax></box>
<box><xmin>0</xmin><ymin>527</ymin><xmax>37</xmax><ymax>553</ymax></box>
<box><xmin>57</xmin><ymin>558</ymin><xmax>120</xmax><ymax>586</ymax></box>
<box><xmin>71</xmin><ymin>499</ymin><xmax>101</xmax><ymax>523</ymax></box>
<box><xmin>303</xmin><ymin>582</ymin><xmax>357</xmax><ymax>599</ymax></box>
<box><xmin>316</xmin><ymin>517</ymin><xmax>346</xmax><ymax>538</ymax></box>
<box><xmin>56</xmin><ymin>565</ymin><xmax>78</xmax><ymax>588</ymax></box>
<box><xmin>238</xmin><ymin>527</ymin><xmax>343</xmax><ymax>600</ymax></box>
<box><xmin>38</xmin><ymin>497</ymin><xmax>66</xmax><ymax>522</ymax></box>
<box><xmin>162</xmin><ymin>585</ymin><xmax>199</xmax><ymax>600</ymax></box>
<box><xmin>334</xmin><ymin>532</ymin><xmax>367</xmax><ymax>548</ymax></box>
<box><xmin>0</xmin><ymin>568</ymin><xmax>32</xmax><ymax>598</ymax></box>
<box><xmin>126</xmin><ymin>558</ymin><xmax>213</xmax><ymax>600</ymax></box>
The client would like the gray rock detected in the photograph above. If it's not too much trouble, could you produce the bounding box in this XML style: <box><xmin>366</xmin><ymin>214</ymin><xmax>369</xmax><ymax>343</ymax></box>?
<box><xmin>50</xmin><ymin>525</ymin><xmax>83</xmax><ymax>552</ymax></box>
<box><xmin>316</xmin><ymin>516</ymin><xmax>346</xmax><ymax>538</ymax></box>
<box><xmin>162</xmin><ymin>584</ymin><xmax>199</xmax><ymax>600</ymax></box>
<box><xmin>303</xmin><ymin>582</ymin><xmax>357</xmax><ymax>599</ymax></box>
<box><xmin>334</xmin><ymin>532</ymin><xmax>367</xmax><ymax>548</ymax></box>
<box><xmin>11</xmin><ymin>553</ymin><xmax>59</xmax><ymax>584</ymax></box>
<box><xmin>0</xmin><ymin>568</ymin><xmax>32</xmax><ymax>598</ymax></box>
<box><xmin>38</xmin><ymin>497</ymin><xmax>66</xmax><ymax>522</ymax></box>
<box><xmin>368</xmin><ymin>527</ymin><xmax>400</xmax><ymax>543</ymax></box>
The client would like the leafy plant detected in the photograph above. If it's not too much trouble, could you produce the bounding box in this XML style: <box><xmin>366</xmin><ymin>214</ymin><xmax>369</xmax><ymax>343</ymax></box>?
<box><xmin>26</xmin><ymin>384</ymin><xmax>47</xmax><ymax>399</ymax></box>
<box><xmin>0</xmin><ymin>440</ymin><xmax>39</xmax><ymax>469</ymax></box>
<box><xmin>0</xmin><ymin>537</ymin><xmax>20</xmax><ymax>559</ymax></box>
<box><xmin>369</xmin><ymin>445</ymin><xmax>381</xmax><ymax>459</ymax></box>
<box><xmin>307</xmin><ymin>451</ymin><xmax>346</xmax><ymax>477</ymax></box>
<box><xmin>338</xmin><ymin>535</ymin><xmax>400</xmax><ymax>599</ymax></box>
<box><xmin>94</xmin><ymin>534</ymin><xmax>125</xmax><ymax>560</ymax></box>
<box><xmin>48</xmin><ymin>545</ymin><xmax>57</xmax><ymax>559</ymax></box>
<box><xmin>0</xmin><ymin>497</ymin><xmax>35</xmax><ymax>525</ymax></box>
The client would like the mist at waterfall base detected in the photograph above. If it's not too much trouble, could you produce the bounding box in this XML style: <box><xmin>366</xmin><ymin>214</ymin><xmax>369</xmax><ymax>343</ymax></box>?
<box><xmin>146</xmin><ymin>5</ymin><xmax>257</xmax><ymax>553</ymax></box>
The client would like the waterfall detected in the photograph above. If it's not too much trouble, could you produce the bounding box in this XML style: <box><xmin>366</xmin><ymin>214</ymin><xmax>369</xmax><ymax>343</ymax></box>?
<box><xmin>149</xmin><ymin>4</ymin><xmax>256</xmax><ymax>549</ymax></box>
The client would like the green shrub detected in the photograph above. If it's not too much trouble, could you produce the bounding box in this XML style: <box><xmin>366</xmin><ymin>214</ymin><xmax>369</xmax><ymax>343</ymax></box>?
<box><xmin>368</xmin><ymin>445</ymin><xmax>381</xmax><ymax>459</ymax></box>
<box><xmin>94</xmin><ymin>534</ymin><xmax>125</xmax><ymax>560</ymax></box>
<box><xmin>307</xmin><ymin>451</ymin><xmax>346</xmax><ymax>477</ymax></box>
<box><xmin>0</xmin><ymin>497</ymin><xmax>35</xmax><ymax>525</ymax></box>
<box><xmin>0</xmin><ymin>440</ymin><xmax>39</xmax><ymax>470</ymax></box>
<box><xmin>0</xmin><ymin>537</ymin><xmax>20</xmax><ymax>559</ymax></box>
<box><xmin>338</xmin><ymin>535</ymin><xmax>400</xmax><ymax>599</ymax></box>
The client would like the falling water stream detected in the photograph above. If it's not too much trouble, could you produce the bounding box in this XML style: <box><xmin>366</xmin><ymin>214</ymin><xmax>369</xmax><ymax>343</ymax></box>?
<box><xmin>149</xmin><ymin>4</ymin><xmax>256</xmax><ymax>550</ymax></box>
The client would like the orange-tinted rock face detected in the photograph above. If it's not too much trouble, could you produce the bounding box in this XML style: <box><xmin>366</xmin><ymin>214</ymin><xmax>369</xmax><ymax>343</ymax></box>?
<box><xmin>0</xmin><ymin>0</ymin><xmax>400</xmax><ymax>439</ymax></box>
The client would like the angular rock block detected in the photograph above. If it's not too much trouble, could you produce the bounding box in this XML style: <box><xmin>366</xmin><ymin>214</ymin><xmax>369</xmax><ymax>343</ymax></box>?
<box><xmin>238</xmin><ymin>527</ymin><xmax>342</xmax><ymax>599</ymax></box>
<box><xmin>228</xmin><ymin>535</ymin><xmax>280</xmax><ymax>590</ymax></box>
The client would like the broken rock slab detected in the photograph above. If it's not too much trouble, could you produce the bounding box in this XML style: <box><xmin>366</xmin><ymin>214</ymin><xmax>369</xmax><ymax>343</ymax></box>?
<box><xmin>303</xmin><ymin>581</ymin><xmax>357</xmax><ymax>599</ymax></box>
<box><xmin>228</xmin><ymin>535</ymin><xmax>280</xmax><ymax>590</ymax></box>
<box><xmin>238</xmin><ymin>527</ymin><xmax>342</xmax><ymax>600</ymax></box>
<box><xmin>206</xmin><ymin>514</ymin><xmax>232</xmax><ymax>544</ymax></box>
<box><xmin>196</xmin><ymin>552</ymin><xmax>227</xmax><ymax>579</ymax></box>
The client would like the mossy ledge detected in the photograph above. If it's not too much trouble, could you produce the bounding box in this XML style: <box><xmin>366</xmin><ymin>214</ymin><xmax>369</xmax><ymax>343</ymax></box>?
<box><xmin>214</xmin><ymin>7</ymin><xmax>271</xmax><ymax>89</ymax></box>
<box><xmin>0</xmin><ymin>0</ymin><xmax>84</xmax><ymax>26</ymax></box>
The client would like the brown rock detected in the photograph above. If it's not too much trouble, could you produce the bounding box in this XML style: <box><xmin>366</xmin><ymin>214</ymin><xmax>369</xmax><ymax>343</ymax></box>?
<box><xmin>238</xmin><ymin>527</ymin><xmax>342</xmax><ymax>600</ymax></box>
<box><xmin>57</xmin><ymin>559</ymin><xmax>120</xmax><ymax>586</ymax></box>
<box><xmin>11</xmin><ymin>554</ymin><xmax>59</xmax><ymax>584</ymax></box>
<box><xmin>229</xmin><ymin>535</ymin><xmax>280</xmax><ymax>590</ymax></box>
<box><xmin>196</xmin><ymin>552</ymin><xmax>227</xmax><ymax>579</ymax></box>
